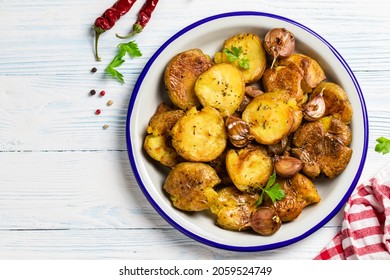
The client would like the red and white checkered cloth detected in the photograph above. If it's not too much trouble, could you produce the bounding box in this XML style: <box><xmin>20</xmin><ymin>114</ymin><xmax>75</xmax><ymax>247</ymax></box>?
<box><xmin>314</xmin><ymin>163</ymin><xmax>390</xmax><ymax>260</ymax></box>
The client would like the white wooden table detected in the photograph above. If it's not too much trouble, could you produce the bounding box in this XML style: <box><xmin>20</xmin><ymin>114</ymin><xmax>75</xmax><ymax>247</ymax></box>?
<box><xmin>0</xmin><ymin>0</ymin><xmax>389</xmax><ymax>260</ymax></box>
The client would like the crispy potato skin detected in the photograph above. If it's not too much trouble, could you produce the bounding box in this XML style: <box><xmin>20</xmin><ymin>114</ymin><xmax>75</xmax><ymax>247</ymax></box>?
<box><xmin>264</xmin><ymin>173</ymin><xmax>320</xmax><ymax>222</ymax></box>
<box><xmin>164</xmin><ymin>49</ymin><xmax>213</xmax><ymax>110</ymax></box>
<box><xmin>217</xmin><ymin>33</ymin><xmax>267</xmax><ymax>83</ymax></box>
<box><xmin>292</xmin><ymin>116</ymin><xmax>352</xmax><ymax>178</ymax></box>
<box><xmin>144</xmin><ymin>135</ymin><xmax>182</xmax><ymax>168</ymax></box>
<box><xmin>171</xmin><ymin>106</ymin><xmax>227</xmax><ymax>162</ymax></box>
<box><xmin>290</xmin><ymin>173</ymin><xmax>321</xmax><ymax>206</ymax></box>
<box><xmin>262</xmin><ymin>63</ymin><xmax>304</xmax><ymax>101</ymax></box>
<box><xmin>311</xmin><ymin>81</ymin><xmax>353</xmax><ymax>124</ymax></box>
<box><xmin>195</xmin><ymin>63</ymin><xmax>245</xmax><ymax>118</ymax></box>
<box><xmin>225</xmin><ymin>145</ymin><xmax>273</xmax><ymax>193</ymax></box>
<box><xmin>210</xmin><ymin>186</ymin><xmax>259</xmax><ymax>231</ymax></box>
<box><xmin>146</xmin><ymin>103</ymin><xmax>185</xmax><ymax>136</ymax></box>
<box><xmin>278</xmin><ymin>53</ymin><xmax>326</xmax><ymax>92</ymax></box>
<box><xmin>144</xmin><ymin>103</ymin><xmax>185</xmax><ymax>167</ymax></box>
<box><xmin>163</xmin><ymin>162</ymin><xmax>220</xmax><ymax>211</ymax></box>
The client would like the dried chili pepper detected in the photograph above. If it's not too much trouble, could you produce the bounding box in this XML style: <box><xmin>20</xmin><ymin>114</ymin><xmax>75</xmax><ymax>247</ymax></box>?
<box><xmin>116</xmin><ymin>0</ymin><xmax>159</xmax><ymax>39</ymax></box>
<box><xmin>94</xmin><ymin>0</ymin><xmax>138</xmax><ymax>61</ymax></box>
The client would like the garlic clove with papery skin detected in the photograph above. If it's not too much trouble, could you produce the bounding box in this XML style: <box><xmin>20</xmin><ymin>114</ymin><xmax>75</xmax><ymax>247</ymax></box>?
<box><xmin>274</xmin><ymin>155</ymin><xmax>303</xmax><ymax>178</ymax></box>
<box><xmin>225</xmin><ymin>115</ymin><xmax>254</xmax><ymax>148</ymax></box>
<box><xmin>303</xmin><ymin>89</ymin><xmax>326</xmax><ymax>121</ymax></box>
<box><xmin>264</xmin><ymin>28</ymin><xmax>295</xmax><ymax>68</ymax></box>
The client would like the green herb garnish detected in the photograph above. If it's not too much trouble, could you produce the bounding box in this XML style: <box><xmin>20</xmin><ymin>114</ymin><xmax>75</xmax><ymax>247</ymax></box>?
<box><xmin>255</xmin><ymin>173</ymin><xmax>285</xmax><ymax>206</ymax></box>
<box><xmin>223</xmin><ymin>46</ymin><xmax>250</xmax><ymax>70</ymax></box>
<box><xmin>375</xmin><ymin>136</ymin><xmax>390</xmax><ymax>155</ymax></box>
<box><xmin>105</xmin><ymin>41</ymin><xmax>142</xmax><ymax>83</ymax></box>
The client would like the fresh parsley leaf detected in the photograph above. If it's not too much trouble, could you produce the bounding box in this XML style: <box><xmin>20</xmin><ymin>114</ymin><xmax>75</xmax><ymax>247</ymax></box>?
<box><xmin>105</xmin><ymin>66</ymin><xmax>124</xmax><ymax>84</ymax></box>
<box><xmin>264</xmin><ymin>182</ymin><xmax>285</xmax><ymax>203</ymax></box>
<box><xmin>223</xmin><ymin>46</ymin><xmax>250</xmax><ymax>70</ymax></box>
<box><xmin>107</xmin><ymin>57</ymin><xmax>125</xmax><ymax>69</ymax></box>
<box><xmin>375</xmin><ymin>136</ymin><xmax>390</xmax><ymax>154</ymax></box>
<box><xmin>105</xmin><ymin>40</ymin><xmax>142</xmax><ymax>84</ymax></box>
<box><xmin>255</xmin><ymin>173</ymin><xmax>285</xmax><ymax>206</ymax></box>
<box><xmin>239</xmin><ymin>58</ymin><xmax>250</xmax><ymax>70</ymax></box>
<box><xmin>119</xmin><ymin>41</ymin><xmax>142</xmax><ymax>58</ymax></box>
<box><xmin>224</xmin><ymin>46</ymin><xmax>241</xmax><ymax>62</ymax></box>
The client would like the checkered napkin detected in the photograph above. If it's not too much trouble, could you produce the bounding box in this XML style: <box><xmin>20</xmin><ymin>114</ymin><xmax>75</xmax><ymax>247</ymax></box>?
<box><xmin>314</xmin><ymin>163</ymin><xmax>390</xmax><ymax>260</ymax></box>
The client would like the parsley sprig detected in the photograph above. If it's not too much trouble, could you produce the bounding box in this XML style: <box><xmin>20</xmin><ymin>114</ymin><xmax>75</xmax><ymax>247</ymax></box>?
<box><xmin>105</xmin><ymin>41</ymin><xmax>142</xmax><ymax>83</ymax></box>
<box><xmin>255</xmin><ymin>173</ymin><xmax>285</xmax><ymax>206</ymax></box>
<box><xmin>223</xmin><ymin>46</ymin><xmax>250</xmax><ymax>70</ymax></box>
<box><xmin>375</xmin><ymin>136</ymin><xmax>390</xmax><ymax>155</ymax></box>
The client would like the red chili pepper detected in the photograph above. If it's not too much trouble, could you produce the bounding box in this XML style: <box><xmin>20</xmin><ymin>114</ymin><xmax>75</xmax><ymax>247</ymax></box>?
<box><xmin>94</xmin><ymin>0</ymin><xmax>138</xmax><ymax>61</ymax></box>
<box><xmin>116</xmin><ymin>0</ymin><xmax>159</xmax><ymax>39</ymax></box>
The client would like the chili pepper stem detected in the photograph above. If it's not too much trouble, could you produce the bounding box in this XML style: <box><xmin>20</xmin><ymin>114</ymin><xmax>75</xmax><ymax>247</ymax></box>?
<box><xmin>115</xmin><ymin>31</ymin><xmax>136</xmax><ymax>39</ymax></box>
<box><xmin>94</xmin><ymin>26</ymin><xmax>105</xmax><ymax>61</ymax></box>
<box><xmin>116</xmin><ymin>23</ymin><xmax>143</xmax><ymax>39</ymax></box>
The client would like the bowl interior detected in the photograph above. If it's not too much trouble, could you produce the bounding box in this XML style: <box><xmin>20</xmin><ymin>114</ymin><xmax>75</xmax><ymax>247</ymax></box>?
<box><xmin>127</xmin><ymin>12</ymin><xmax>368</xmax><ymax>251</ymax></box>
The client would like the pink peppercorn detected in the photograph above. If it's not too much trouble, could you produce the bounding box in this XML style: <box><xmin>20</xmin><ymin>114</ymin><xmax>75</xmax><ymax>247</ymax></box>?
<box><xmin>95</xmin><ymin>109</ymin><xmax>101</xmax><ymax>115</ymax></box>
<box><xmin>99</xmin><ymin>90</ymin><xmax>105</xmax><ymax>97</ymax></box>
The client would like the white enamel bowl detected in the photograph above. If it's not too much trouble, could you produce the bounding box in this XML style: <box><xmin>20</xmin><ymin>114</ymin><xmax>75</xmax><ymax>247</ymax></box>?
<box><xmin>126</xmin><ymin>11</ymin><xmax>368</xmax><ymax>251</ymax></box>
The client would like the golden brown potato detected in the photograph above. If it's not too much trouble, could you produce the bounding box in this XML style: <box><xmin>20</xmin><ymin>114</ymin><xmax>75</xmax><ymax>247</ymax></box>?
<box><xmin>163</xmin><ymin>162</ymin><xmax>220</xmax><ymax>211</ymax></box>
<box><xmin>210</xmin><ymin>186</ymin><xmax>259</xmax><ymax>231</ymax></box>
<box><xmin>258</xmin><ymin>90</ymin><xmax>303</xmax><ymax>133</ymax></box>
<box><xmin>311</xmin><ymin>82</ymin><xmax>353</xmax><ymax>124</ymax></box>
<box><xmin>171</xmin><ymin>106</ymin><xmax>227</xmax><ymax>162</ymax></box>
<box><xmin>292</xmin><ymin>116</ymin><xmax>352</xmax><ymax>178</ymax></box>
<box><xmin>263</xmin><ymin>173</ymin><xmax>320</xmax><ymax>222</ymax></box>
<box><xmin>215</xmin><ymin>33</ymin><xmax>267</xmax><ymax>83</ymax></box>
<box><xmin>242</xmin><ymin>91</ymin><xmax>296</xmax><ymax>145</ymax></box>
<box><xmin>164</xmin><ymin>48</ymin><xmax>213</xmax><ymax>110</ymax></box>
<box><xmin>144</xmin><ymin>103</ymin><xmax>185</xmax><ymax>167</ymax></box>
<box><xmin>146</xmin><ymin>103</ymin><xmax>185</xmax><ymax>136</ymax></box>
<box><xmin>225</xmin><ymin>145</ymin><xmax>273</xmax><ymax>193</ymax></box>
<box><xmin>194</xmin><ymin>63</ymin><xmax>245</xmax><ymax>118</ymax></box>
<box><xmin>262</xmin><ymin>63</ymin><xmax>304</xmax><ymax>101</ymax></box>
<box><xmin>290</xmin><ymin>172</ymin><xmax>321</xmax><ymax>206</ymax></box>
<box><xmin>278</xmin><ymin>53</ymin><xmax>326</xmax><ymax>92</ymax></box>
<box><xmin>144</xmin><ymin>135</ymin><xmax>182</xmax><ymax>168</ymax></box>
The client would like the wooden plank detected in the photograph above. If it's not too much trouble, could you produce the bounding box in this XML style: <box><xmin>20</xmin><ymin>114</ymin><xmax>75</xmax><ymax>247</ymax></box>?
<box><xmin>1</xmin><ymin>0</ymin><xmax>389</xmax><ymax>261</ymax></box>
<box><xmin>0</xmin><ymin>227</ymin><xmax>339</xmax><ymax>260</ymax></box>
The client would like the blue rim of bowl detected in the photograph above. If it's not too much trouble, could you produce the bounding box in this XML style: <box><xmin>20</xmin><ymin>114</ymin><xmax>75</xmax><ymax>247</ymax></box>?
<box><xmin>126</xmin><ymin>11</ymin><xmax>369</xmax><ymax>252</ymax></box>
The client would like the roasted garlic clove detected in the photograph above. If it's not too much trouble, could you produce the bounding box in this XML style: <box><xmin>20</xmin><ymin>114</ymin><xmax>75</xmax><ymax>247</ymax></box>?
<box><xmin>250</xmin><ymin>206</ymin><xmax>282</xmax><ymax>236</ymax></box>
<box><xmin>225</xmin><ymin>116</ymin><xmax>254</xmax><ymax>148</ymax></box>
<box><xmin>303</xmin><ymin>89</ymin><xmax>326</xmax><ymax>121</ymax></box>
<box><xmin>267</xmin><ymin>136</ymin><xmax>289</xmax><ymax>156</ymax></box>
<box><xmin>274</xmin><ymin>155</ymin><xmax>303</xmax><ymax>178</ymax></box>
<box><xmin>264</xmin><ymin>28</ymin><xmax>295</xmax><ymax>68</ymax></box>
<box><xmin>245</xmin><ymin>85</ymin><xmax>264</xmax><ymax>98</ymax></box>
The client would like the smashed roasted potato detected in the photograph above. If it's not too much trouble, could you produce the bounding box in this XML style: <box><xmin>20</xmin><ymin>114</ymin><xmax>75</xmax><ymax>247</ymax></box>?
<box><xmin>242</xmin><ymin>91</ymin><xmax>301</xmax><ymax>145</ymax></box>
<box><xmin>214</xmin><ymin>33</ymin><xmax>267</xmax><ymax>83</ymax></box>
<box><xmin>171</xmin><ymin>106</ymin><xmax>227</xmax><ymax>162</ymax></box>
<box><xmin>163</xmin><ymin>162</ymin><xmax>220</xmax><ymax>211</ymax></box>
<box><xmin>262</xmin><ymin>63</ymin><xmax>305</xmax><ymax>101</ymax></box>
<box><xmin>292</xmin><ymin>116</ymin><xmax>353</xmax><ymax>178</ymax></box>
<box><xmin>144</xmin><ymin>103</ymin><xmax>185</xmax><ymax>167</ymax></box>
<box><xmin>143</xmin><ymin>27</ymin><xmax>354</xmax><ymax>237</ymax></box>
<box><xmin>311</xmin><ymin>81</ymin><xmax>353</xmax><ymax>124</ymax></box>
<box><xmin>225</xmin><ymin>145</ymin><xmax>273</xmax><ymax>193</ymax></box>
<box><xmin>263</xmin><ymin>173</ymin><xmax>320</xmax><ymax>222</ymax></box>
<box><xmin>164</xmin><ymin>48</ymin><xmax>213</xmax><ymax>110</ymax></box>
<box><xmin>278</xmin><ymin>53</ymin><xmax>326</xmax><ymax>92</ymax></box>
<box><xmin>195</xmin><ymin>63</ymin><xmax>245</xmax><ymax>118</ymax></box>
<box><xmin>210</xmin><ymin>186</ymin><xmax>259</xmax><ymax>231</ymax></box>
